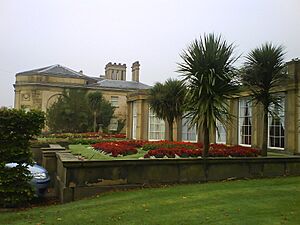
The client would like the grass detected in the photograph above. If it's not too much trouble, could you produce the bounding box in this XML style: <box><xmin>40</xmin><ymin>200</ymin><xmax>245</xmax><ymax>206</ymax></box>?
<box><xmin>69</xmin><ymin>144</ymin><xmax>146</xmax><ymax>160</ymax></box>
<box><xmin>1</xmin><ymin>176</ymin><xmax>300</xmax><ymax>225</ymax></box>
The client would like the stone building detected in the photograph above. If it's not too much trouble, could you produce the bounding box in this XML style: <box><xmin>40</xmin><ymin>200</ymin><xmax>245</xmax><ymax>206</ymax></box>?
<box><xmin>127</xmin><ymin>59</ymin><xmax>300</xmax><ymax>154</ymax></box>
<box><xmin>14</xmin><ymin>61</ymin><xmax>150</xmax><ymax>131</ymax></box>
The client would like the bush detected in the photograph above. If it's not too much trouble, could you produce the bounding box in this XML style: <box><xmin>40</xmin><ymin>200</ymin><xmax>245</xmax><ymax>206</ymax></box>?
<box><xmin>142</xmin><ymin>141</ymin><xmax>202</xmax><ymax>151</ymax></box>
<box><xmin>0</xmin><ymin>109</ymin><xmax>45</xmax><ymax>207</ymax></box>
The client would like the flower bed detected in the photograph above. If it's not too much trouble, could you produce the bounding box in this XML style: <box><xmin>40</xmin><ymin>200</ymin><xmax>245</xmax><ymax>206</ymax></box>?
<box><xmin>144</xmin><ymin>148</ymin><xmax>202</xmax><ymax>158</ymax></box>
<box><xmin>91</xmin><ymin>140</ymin><xmax>260</xmax><ymax>158</ymax></box>
<box><xmin>92</xmin><ymin>142</ymin><xmax>137</xmax><ymax>157</ymax></box>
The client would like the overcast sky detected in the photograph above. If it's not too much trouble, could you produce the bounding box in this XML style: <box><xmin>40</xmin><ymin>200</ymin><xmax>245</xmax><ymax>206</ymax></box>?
<box><xmin>1</xmin><ymin>0</ymin><xmax>299</xmax><ymax>107</ymax></box>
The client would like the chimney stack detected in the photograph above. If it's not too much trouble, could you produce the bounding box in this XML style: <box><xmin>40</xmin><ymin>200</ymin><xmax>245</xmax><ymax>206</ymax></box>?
<box><xmin>131</xmin><ymin>61</ymin><xmax>140</xmax><ymax>82</ymax></box>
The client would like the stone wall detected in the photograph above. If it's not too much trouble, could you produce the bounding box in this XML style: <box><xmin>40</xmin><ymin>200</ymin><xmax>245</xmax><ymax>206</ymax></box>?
<box><xmin>52</xmin><ymin>152</ymin><xmax>300</xmax><ymax>203</ymax></box>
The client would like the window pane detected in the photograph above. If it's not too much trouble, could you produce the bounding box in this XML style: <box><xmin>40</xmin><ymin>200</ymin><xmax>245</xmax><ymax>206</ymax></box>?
<box><xmin>182</xmin><ymin>116</ymin><xmax>197</xmax><ymax>142</ymax></box>
<box><xmin>239</xmin><ymin>98</ymin><xmax>252</xmax><ymax>145</ymax></box>
<box><xmin>268</xmin><ymin>95</ymin><xmax>285</xmax><ymax>149</ymax></box>
<box><xmin>149</xmin><ymin>108</ymin><xmax>165</xmax><ymax>140</ymax></box>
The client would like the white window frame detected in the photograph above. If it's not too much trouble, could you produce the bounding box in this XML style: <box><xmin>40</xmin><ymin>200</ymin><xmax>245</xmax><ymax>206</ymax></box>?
<box><xmin>148</xmin><ymin>108</ymin><xmax>165</xmax><ymax>141</ymax></box>
<box><xmin>181</xmin><ymin>115</ymin><xmax>197</xmax><ymax>142</ymax></box>
<box><xmin>132</xmin><ymin>102</ymin><xmax>137</xmax><ymax>140</ymax></box>
<box><xmin>268</xmin><ymin>94</ymin><xmax>285</xmax><ymax>150</ymax></box>
<box><xmin>216</xmin><ymin>120</ymin><xmax>226</xmax><ymax>144</ymax></box>
<box><xmin>238</xmin><ymin>97</ymin><xmax>252</xmax><ymax>146</ymax></box>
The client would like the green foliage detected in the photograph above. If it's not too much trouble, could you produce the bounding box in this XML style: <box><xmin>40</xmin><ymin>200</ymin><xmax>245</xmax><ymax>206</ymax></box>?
<box><xmin>241</xmin><ymin>43</ymin><xmax>287</xmax><ymax>155</ymax></box>
<box><xmin>47</xmin><ymin>89</ymin><xmax>90</xmax><ymax>133</ymax></box>
<box><xmin>87</xmin><ymin>91</ymin><xmax>103</xmax><ymax>132</ymax></box>
<box><xmin>178</xmin><ymin>33</ymin><xmax>239</xmax><ymax>156</ymax></box>
<box><xmin>97</xmin><ymin>99</ymin><xmax>115</xmax><ymax>129</ymax></box>
<box><xmin>148</xmin><ymin>78</ymin><xmax>186</xmax><ymax>141</ymax></box>
<box><xmin>0</xmin><ymin>108</ymin><xmax>45</xmax><ymax>207</ymax></box>
<box><xmin>116</xmin><ymin>119</ymin><xmax>126</xmax><ymax>133</ymax></box>
<box><xmin>47</xmin><ymin>89</ymin><xmax>115</xmax><ymax>133</ymax></box>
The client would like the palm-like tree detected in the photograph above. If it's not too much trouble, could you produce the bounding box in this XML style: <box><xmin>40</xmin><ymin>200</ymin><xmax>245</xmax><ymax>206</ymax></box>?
<box><xmin>148</xmin><ymin>78</ymin><xmax>186</xmax><ymax>141</ymax></box>
<box><xmin>178</xmin><ymin>33</ymin><xmax>239</xmax><ymax>157</ymax></box>
<box><xmin>241</xmin><ymin>43</ymin><xmax>287</xmax><ymax>156</ymax></box>
<box><xmin>87</xmin><ymin>91</ymin><xmax>103</xmax><ymax>132</ymax></box>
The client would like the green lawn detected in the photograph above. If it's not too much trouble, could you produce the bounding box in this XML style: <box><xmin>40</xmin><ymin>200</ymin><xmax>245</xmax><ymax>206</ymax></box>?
<box><xmin>2</xmin><ymin>177</ymin><xmax>300</xmax><ymax>225</ymax></box>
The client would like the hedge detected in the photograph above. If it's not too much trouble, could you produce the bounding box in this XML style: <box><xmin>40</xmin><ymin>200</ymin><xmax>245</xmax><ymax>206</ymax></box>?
<box><xmin>0</xmin><ymin>108</ymin><xmax>45</xmax><ymax>207</ymax></box>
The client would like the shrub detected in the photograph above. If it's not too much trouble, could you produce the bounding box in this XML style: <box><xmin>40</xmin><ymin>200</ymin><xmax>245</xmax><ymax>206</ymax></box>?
<box><xmin>0</xmin><ymin>109</ymin><xmax>45</xmax><ymax>207</ymax></box>
<box><xmin>142</xmin><ymin>141</ymin><xmax>202</xmax><ymax>151</ymax></box>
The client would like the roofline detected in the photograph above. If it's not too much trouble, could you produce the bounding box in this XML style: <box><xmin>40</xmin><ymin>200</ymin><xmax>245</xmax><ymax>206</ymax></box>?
<box><xmin>13</xmin><ymin>82</ymin><xmax>144</xmax><ymax>92</ymax></box>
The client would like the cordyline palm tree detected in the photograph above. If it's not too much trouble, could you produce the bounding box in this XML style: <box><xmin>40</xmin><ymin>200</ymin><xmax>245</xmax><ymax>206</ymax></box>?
<box><xmin>241</xmin><ymin>43</ymin><xmax>287</xmax><ymax>156</ymax></box>
<box><xmin>87</xmin><ymin>91</ymin><xmax>103</xmax><ymax>132</ymax></box>
<box><xmin>148</xmin><ymin>78</ymin><xmax>186</xmax><ymax>141</ymax></box>
<box><xmin>178</xmin><ymin>33</ymin><xmax>239</xmax><ymax>157</ymax></box>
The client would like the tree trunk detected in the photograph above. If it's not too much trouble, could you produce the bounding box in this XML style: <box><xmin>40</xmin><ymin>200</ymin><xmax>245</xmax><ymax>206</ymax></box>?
<box><xmin>203</xmin><ymin>125</ymin><xmax>209</xmax><ymax>158</ymax></box>
<box><xmin>168</xmin><ymin>119</ymin><xmax>173</xmax><ymax>141</ymax></box>
<box><xmin>262</xmin><ymin>107</ymin><xmax>268</xmax><ymax>156</ymax></box>
<box><xmin>93</xmin><ymin>111</ymin><xmax>97</xmax><ymax>132</ymax></box>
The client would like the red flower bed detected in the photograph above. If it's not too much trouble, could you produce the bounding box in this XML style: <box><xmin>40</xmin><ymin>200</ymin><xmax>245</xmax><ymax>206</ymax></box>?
<box><xmin>117</xmin><ymin>140</ymin><xmax>149</xmax><ymax>148</ymax></box>
<box><xmin>92</xmin><ymin>142</ymin><xmax>137</xmax><ymax>157</ymax></box>
<box><xmin>91</xmin><ymin>140</ymin><xmax>260</xmax><ymax>158</ymax></box>
<box><xmin>144</xmin><ymin>147</ymin><xmax>202</xmax><ymax>158</ymax></box>
<box><xmin>144</xmin><ymin>143</ymin><xmax>260</xmax><ymax>158</ymax></box>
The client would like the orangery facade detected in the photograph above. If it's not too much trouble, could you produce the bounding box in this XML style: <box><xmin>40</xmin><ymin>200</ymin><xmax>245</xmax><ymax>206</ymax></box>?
<box><xmin>127</xmin><ymin>59</ymin><xmax>300</xmax><ymax>154</ymax></box>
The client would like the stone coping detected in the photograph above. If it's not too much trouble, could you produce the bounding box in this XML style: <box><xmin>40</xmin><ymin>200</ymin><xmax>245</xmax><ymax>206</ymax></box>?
<box><xmin>56</xmin><ymin>152</ymin><xmax>300</xmax><ymax>168</ymax></box>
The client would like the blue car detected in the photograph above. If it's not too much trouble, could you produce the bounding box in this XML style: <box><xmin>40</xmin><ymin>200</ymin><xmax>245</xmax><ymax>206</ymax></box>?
<box><xmin>5</xmin><ymin>163</ymin><xmax>50</xmax><ymax>197</ymax></box>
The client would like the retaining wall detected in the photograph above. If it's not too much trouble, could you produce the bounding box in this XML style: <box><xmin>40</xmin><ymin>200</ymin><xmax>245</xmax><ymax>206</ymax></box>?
<box><xmin>54</xmin><ymin>152</ymin><xmax>300</xmax><ymax>203</ymax></box>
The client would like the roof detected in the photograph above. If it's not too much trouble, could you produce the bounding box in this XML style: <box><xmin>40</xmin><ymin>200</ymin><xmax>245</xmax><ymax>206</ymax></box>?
<box><xmin>16</xmin><ymin>64</ymin><xmax>151</xmax><ymax>90</ymax></box>
<box><xmin>16</xmin><ymin>64</ymin><xmax>90</xmax><ymax>79</ymax></box>
<box><xmin>88</xmin><ymin>79</ymin><xmax>151</xmax><ymax>90</ymax></box>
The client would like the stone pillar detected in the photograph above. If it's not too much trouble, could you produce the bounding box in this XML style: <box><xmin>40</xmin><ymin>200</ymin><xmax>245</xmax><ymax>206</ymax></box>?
<box><xmin>14</xmin><ymin>90</ymin><xmax>21</xmax><ymax>109</ymax></box>
<box><xmin>227</xmin><ymin>99</ymin><xmax>238</xmax><ymax>145</ymax></box>
<box><xmin>135</xmin><ymin>100</ymin><xmax>143</xmax><ymax>140</ymax></box>
<box><xmin>141</xmin><ymin>100</ymin><xmax>149</xmax><ymax>140</ymax></box>
<box><xmin>286</xmin><ymin>89</ymin><xmax>298</xmax><ymax>153</ymax></box>
<box><xmin>252</xmin><ymin>103</ymin><xmax>263</xmax><ymax>149</ymax></box>
<box><xmin>126</xmin><ymin>101</ymin><xmax>133</xmax><ymax>139</ymax></box>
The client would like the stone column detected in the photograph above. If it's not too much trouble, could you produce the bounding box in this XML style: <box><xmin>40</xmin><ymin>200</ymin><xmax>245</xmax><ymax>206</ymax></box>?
<box><xmin>227</xmin><ymin>99</ymin><xmax>238</xmax><ymax>145</ymax></box>
<box><xmin>140</xmin><ymin>100</ymin><xmax>149</xmax><ymax>140</ymax></box>
<box><xmin>286</xmin><ymin>89</ymin><xmax>297</xmax><ymax>153</ymax></box>
<box><xmin>126</xmin><ymin>101</ymin><xmax>132</xmax><ymax>139</ymax></box>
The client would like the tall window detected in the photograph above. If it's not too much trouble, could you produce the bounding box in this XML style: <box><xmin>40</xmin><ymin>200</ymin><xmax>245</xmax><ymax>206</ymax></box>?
<box><xmin>239</xmin><ymin>98</ymin><xmax>252</xmax><ymax>145</ymax></box>
<box><xmin>268</xmin><ymin>95</ymin><xmax>285</xmax><ymax>149</ymax></box>
<box><xmin>216</xmin><ymin>120</ymin><xmax>226</xmax><ymax>144</ymax></box>
<box><xmin>132</xmin><ymin>102</ymin><xmax>137</xmax><ymax>140</ymax></box>
<box><xmin>148</xmin><ymin>109</ymin><xmax>165</xmax><ymax>140</ymax></box>
<box><xmin>110</xmin><ymin>96</ymin><xmax>119</xmax><ymax>107</ymax></box>
<box><xmin>182</xmin><ymin>116</ymin><xmax>197</xmax><ymax>142</ymax></box>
